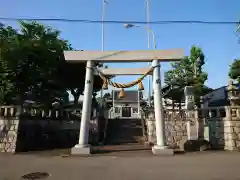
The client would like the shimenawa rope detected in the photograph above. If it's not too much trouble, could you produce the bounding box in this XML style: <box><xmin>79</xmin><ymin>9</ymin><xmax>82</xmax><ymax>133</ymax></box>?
<box><xmin>92</xmin><ymin>65</ymin><xmax>159</xmax><ymax>89</ymax></box>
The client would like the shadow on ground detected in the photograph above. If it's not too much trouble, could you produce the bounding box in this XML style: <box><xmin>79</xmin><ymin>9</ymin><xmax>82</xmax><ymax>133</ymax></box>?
<box><xmin>92</xmin><ymin>144</ymin><xmax>152</xmax><ymax>155</ymax></box>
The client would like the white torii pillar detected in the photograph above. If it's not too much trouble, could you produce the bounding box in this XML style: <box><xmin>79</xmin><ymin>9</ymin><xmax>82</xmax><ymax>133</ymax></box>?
<box><xmin>71</xmin><ymin>60</ymin><xmax>94</xmax><ymax>155</ymax></box>
<box><xmin>151</xmin><ymin>60</ymin><xmax>174</xmax><ymax>155</ymax></box>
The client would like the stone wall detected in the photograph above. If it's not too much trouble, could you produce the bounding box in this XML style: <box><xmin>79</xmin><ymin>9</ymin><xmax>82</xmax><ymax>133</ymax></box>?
<box><xmin>165</xmin><ymin>110</ymin><xmax>188</xmax><ymax>149</ymax></box>
<box><xmin>143</xmin><ymin>109</ymin><xmax>195</xmax><ymax>149</ymax></box>
<box><xmin>0</xmin><ymin>106</ymin><xmax>20</xmax><ymax>153</ymax></box>
<box><xmin>201</xmin><ymin>106</ymin><xmax>240</xmax><ymax>150</ymax></box>
<box><xmin>143</xmin><ymin>106</ymin><xmax>240</xmax><ymax>151</ymax></box>
<box><xmin>0</xmin><ymin>106</ymin><xmax>102</xmax><ymax>153</ymax></box>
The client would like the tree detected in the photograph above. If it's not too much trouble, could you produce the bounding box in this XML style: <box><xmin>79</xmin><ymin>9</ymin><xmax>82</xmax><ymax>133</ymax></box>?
<box><xmin>0</xmin><ymin>58</ymin><xmax>15</xmax><ymax>105</ymax></box>
<box><xmin>64</xmin><ymin>62</ymin><xmax>108</xmax><ymax>105</ymax></box>
<box><xmin>164</xmin><ymin>46</ymin><xmax>208</xmax><ymax>107</ymax></box>
<box><xmin>20</xmin><ymin>21</ymin><xmax>71</xmax><ymax>106</ymax></box>
<box><xmin>0</xmin><ymin>21</ymin><xmax>72</xmax><ymax>106</ymax></box>
<box><xmin>231</xmin><ymin>22</ymin><xmax>240</xmax><ymax>83</ymax></box>
<box><xmin>0</xmin><ymin>23</ymin><xmax>19</xmax><ymax>104</ymax></box>
<box><xmin>229</xmin><ymin>59</ymin><xmax>240</xmax><ymax>83</ymax></box>
<box><xmin>67</xmin><ymin>63</ymin><xmax>115</xmax><ymax>105</ymax></box>
<box><xmin>1</xmin><ymin>21</ymin><xmax>110</xmax><ymax>106</ymax></box>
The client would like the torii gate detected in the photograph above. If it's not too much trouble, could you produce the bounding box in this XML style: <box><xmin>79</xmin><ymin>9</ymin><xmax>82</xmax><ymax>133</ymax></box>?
<box><xmin>64</xmin><ymin>49</ymin><xmax>184</xmax><ymax>156</ymax></box>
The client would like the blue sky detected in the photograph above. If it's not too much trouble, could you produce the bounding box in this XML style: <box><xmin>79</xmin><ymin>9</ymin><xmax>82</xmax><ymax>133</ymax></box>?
<box><xmin>1</xmin><ymin>0</ymin><xmax>240</xmax><ymax>99</ymax></box>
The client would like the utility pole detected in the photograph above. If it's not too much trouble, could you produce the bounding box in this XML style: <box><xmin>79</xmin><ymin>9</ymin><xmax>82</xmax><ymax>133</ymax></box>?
<box><xmin>100</xmin><ymin>0</ymin><xmax>107</xmax><ymax>108</ymax></box>
<box><xmin>146</xmin><ymin>0</ymin><xmax>151</xmax><ymax>106</ymax></box>
<box><xmin>101</xmin><ymin>0</ymin><xmax>106</xmax><ymax>52</ymax></box>
<box><xmin>146</xmin><ymin>0</ymin><xmax>150</xmax><ymax>49</ymax></box>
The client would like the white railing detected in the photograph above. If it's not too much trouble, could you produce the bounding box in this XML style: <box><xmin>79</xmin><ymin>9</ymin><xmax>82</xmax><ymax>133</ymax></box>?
<box><xmin>108</xmin><ymin>106</ymin><xmax>141</xmax><ymax>119</ymax></box>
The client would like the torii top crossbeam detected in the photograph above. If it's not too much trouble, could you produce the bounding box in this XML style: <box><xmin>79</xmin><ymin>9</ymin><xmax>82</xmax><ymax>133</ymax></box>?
<box><xmin>64</xmin><ymin>49</ymin><xmax>184</xmax><ymax>62</ymax></box>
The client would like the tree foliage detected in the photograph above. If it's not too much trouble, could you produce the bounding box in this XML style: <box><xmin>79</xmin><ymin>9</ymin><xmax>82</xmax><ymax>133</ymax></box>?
<box><xmin>0</xmin><ymin>23</ymin><xmax>19</xmax><ymax>104</ymax></box>
<box><xmin>64</xmin><ymin>63</ymin><xmax>113</xmax><ymax>105</ymax></box>
<box><xmin>229</xmin><ymin>59</ymin><xmax>240</xmax><ymax>83</ymax></box>
<box><xmin>231</xmin><ymin>22</ymin><xmax>240</xmax><ymax>83</ymax></box>
<box><xmin>0</xmin><ymin>21</ymin><xmax>104</xmax><ymax>106</ymax></box>
<box><xmin>0</xmin><ymin>21</ymin><xmax>72</xmax><ymax>106</ymax></box>
<box><xmin>164</xmin><ymin>45</ymin><xmax>208</xmax><ymax>106</ymax></box>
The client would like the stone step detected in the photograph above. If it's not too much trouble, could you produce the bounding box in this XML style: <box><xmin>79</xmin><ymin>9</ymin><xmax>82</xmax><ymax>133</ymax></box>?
<box><xmin>105</xmin><ymin>118</ymin><xmax>145</xmax><ymax>145</ymax></box>
<box><xmin>92</xmin><ymin>144</ymin><xmax>151</xmax><ymax>155</ymax></box>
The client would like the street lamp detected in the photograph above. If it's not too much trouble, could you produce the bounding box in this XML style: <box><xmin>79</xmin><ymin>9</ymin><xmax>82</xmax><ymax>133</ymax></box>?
<box><xmin>124</xmin><ymin>24</ymin><xmax>156</xmax><ymax>49</ymax></box>
<box><xmin>124</xmin><ymin>24</ymin><xmax>168</xmax><ymax>152</ymax></box>
<box><xmin>124</xmin><ymin>23</ymin><xmax>156</xmax><ymax>106</ymax></box>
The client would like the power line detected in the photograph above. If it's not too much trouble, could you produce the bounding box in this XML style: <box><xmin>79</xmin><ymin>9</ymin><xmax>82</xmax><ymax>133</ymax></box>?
<box><xmin>0</xmin><ymin>17</ymin><xmax>239</xmax><ymax>25</ymax></box>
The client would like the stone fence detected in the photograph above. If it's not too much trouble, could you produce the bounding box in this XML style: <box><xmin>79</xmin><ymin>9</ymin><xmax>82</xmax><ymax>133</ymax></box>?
<box><xmin>0</xmin><ymin>106</ymin><xmax>104</xmax><ymax>153</ymax></box>
<box><xmin>142</xmin><ymin>108</ymin><xmax>190</xmax><ymax>149</ymax></box>
<box><xmin>143</xmin><ymin>106</ymin><xmax>240</xmax><ymax>151</ymax></box>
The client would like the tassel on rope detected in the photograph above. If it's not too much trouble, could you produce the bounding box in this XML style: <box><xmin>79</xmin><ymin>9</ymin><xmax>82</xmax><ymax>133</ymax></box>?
<box><xmin>138</xmin><ymin>81</ymin><xmax>144</xmax><ymax>91</ymax></box>
<box><xmin>119</xmin><ymin>88</ymin><xmax>126</xmax><ymax>98</ymax></box>
<box><xmin>102</xmin><ymin>80</ymin><xmax>108</xmax><ymax>90</ymax></box>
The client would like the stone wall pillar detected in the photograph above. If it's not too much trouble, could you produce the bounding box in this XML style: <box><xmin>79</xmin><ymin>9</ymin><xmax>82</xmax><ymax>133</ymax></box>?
<box><xmin>224</xmin><ymin>107</ymin><xmax>240</xmax><ymax>150</ymax></box>
<box><xmin>186</xmin><ymin>109</ymin><xmax>199</xmax><ymax>140</ymax></box>
<box><xmin>0</xmin><ymin>106</ymin><xmax>20</xmax><ymax>153</ymax></box>
<box><xmin>204</xmin><ymin>106</ymin><xmax>240</xmax><ymax>151</ymax></box>
<box><xmin>146</xmin><ymin>111</ymin><xmax>156</xmax><ymax>143</ymax></box>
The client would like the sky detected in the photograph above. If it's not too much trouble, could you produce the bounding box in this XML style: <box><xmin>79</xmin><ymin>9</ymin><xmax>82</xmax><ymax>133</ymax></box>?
<box><xmin>1</xmin><ymin>0</ymin><xmax>240</xmax><ymax>99</ymax></box>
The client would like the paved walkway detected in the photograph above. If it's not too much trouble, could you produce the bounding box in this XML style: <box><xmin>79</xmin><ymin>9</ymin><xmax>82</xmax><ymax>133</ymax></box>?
<box><xmin>0</xmin><ymin>150</ymin><xmax>240</xmax><ymax>180</ymax></box>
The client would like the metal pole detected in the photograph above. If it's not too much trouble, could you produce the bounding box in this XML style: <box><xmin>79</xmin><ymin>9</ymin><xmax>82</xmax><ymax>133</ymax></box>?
<box><xmin>146</xmin><ymin>0</ymin><xmax>151</xmax><ymax>106</ymax></box>
<box><xmin>138</xmin><ymin>88</ymin><xmax>140</xmax><ymax>115</ymax></box>
<box><xmin>142</xmin><ymin>27</ymin><xmax>157</xmax><ymax>107</ymax></box>
<box><xmin>150</xmin><ymin>29</ymin><xmax>156</xmax><ymax>106</ymax></box>
<box><xmin>112</xmin><ymin>77</ymin><xmax>115</xmax><ymax>109</ymax></box>
<box><xmin>100</xmin><ymin>0</ymin><xmax>106</xmax><ymax>108</ymax></box>
<box><xmin>101</xmin><ymin>0</ymin><xmax>105</xmax><ymax>52</ymax></box>
<box><xmin>124</xmin><ymin>24</ymin><xmax>156</xmax><ymax>106</ymax></box>
<box><xmin>150</xmin><ymin>30</ymin><xmax>157</xmax><ymax>49</ymax></box>
<box><xmin>146</xmin><ymin>0</ymin><xmax>150</xmax><ymax>49</ymax></box>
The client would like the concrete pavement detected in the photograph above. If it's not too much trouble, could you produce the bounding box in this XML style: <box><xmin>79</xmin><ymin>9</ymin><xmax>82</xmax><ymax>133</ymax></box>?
<box><xmin>0</xmin><ymin>150</ymin><xmax>240</xmax><ymax>180</ymax></box>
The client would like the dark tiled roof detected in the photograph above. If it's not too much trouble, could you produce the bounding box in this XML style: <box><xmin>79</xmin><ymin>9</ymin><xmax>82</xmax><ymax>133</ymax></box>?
<box><xmin>208</xmin><ymin>99</ymin><xmax>230</xmax><ymax>107</ymax></box>
<box><xmin>112</xmin><ymin>90</ymin><xmax>142</xmax><ymax>103</ymax></box>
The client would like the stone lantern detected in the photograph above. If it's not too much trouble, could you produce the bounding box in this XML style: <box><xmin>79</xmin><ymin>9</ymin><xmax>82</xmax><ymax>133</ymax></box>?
<box><xmin>227</xmin><ymin>79</ymin><xmax>240</xmax><ymax>106</ymax></box>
